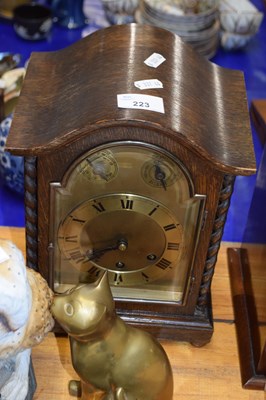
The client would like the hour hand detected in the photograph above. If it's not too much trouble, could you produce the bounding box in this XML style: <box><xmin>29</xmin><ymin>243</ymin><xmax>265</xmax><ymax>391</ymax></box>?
<box><xmin>86</xmin><ymin>239</ymin><xmax>128</xmax><ymax>261</ymax></box>
<box><xmin>87</xmin><ymin>159</ymin><xmax>108</xmax><ymax>181</ymax></box>
<box><xmin>86</xmin><ymin>244</ymin><xmax>117</xmax><ymax>261</ymax></box>
<box><xmin>154</xmin><ymin>163</ymin><xmax>167</xmax><ymax>190</ymax></box>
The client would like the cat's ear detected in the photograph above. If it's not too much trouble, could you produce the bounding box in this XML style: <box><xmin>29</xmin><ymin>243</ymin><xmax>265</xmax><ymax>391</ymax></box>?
<box><xmin>96</xmin><ymin>272</ymin><xmax>114</xmax><ymax>309</ymax></box>
<box><xmin>96</xmin><ymin>271</ymin><xmax>110</xmax><ymax>292</ymax></box>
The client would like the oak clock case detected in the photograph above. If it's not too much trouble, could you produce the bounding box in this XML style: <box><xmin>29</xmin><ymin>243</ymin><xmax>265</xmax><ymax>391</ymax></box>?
<box><xmin>6</xmin><ymin>24</ymin><xmax>256</xmax><ymax>345</ymax></box>
<box><xmin>50</xmin><ymin>142</ymin><xmax>205</xmax><ymax>305</ymax></box>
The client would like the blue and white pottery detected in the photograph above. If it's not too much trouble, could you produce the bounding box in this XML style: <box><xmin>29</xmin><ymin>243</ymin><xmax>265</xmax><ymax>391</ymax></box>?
<box><xmin>102</xmin><ymin>0</ymin><xmax>139</xmax><ymax>24</ymax></box>
<box><xmin>0</xmin><ymin>116</ymin><xmax>24</xmax><ymax>195</ymax></box>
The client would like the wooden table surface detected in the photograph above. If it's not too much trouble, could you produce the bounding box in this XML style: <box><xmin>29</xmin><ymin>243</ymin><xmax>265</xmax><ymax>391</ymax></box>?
<box><xmin>1</xmin><ymin>226</ymin><xmax>265</xmax><ymax>399</ymax></box>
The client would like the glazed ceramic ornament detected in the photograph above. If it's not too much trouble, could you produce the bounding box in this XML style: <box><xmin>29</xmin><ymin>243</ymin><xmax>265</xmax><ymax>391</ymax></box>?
<box><xmin>219</xmin><ymin>0</ymin><xmax>263</xmax><ymax>50</ymax></box>
<box><xmin>0</xmin><ymin>67</ymin><xmax>25</xmax><ymax>194</ymax></box>
<box><xmin>52</xmin><ymin>272</ymin><xmax>173</xmax><ymax>400</ymax></box>
<box><xmin>102</xmin><ymin>0</ymin><xmax>139</xmax><ymax>24</ymax></box>
<box><xmin>0</xmin><ymin>239</ymin><xmax>54</xmax><ymax>400</ymax></box>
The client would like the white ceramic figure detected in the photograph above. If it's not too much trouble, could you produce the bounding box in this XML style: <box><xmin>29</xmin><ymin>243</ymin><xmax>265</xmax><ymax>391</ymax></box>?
<box><xmin>219</xmin><ymin>0</ymin><xmax>263</xmax><ymax>34</ymax></box>
<box><xmin>0</xmin><ymin>239</ymin><xmax>54</xmax><ymax>400</ymax></box>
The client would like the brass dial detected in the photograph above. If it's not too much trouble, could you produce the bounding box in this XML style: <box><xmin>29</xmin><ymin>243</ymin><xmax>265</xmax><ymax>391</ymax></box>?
<box><xmin>77</xmin><ymin>149</ymin><xmax>118</xmax><ymax>182</ymax></box>
<box><xmin>58</xmin><ymin>193</ymin><xmax>183</xmax><ymax>286</ymax></box>
<box><xmin>51</xmin><ymin>142</ymin><xmax>205</xmax><ymax>302</ymax></box>
<box><xmin>141</xmin><ymin>156</ymin><xmax>183</xmax><ymax>189</ymax></box>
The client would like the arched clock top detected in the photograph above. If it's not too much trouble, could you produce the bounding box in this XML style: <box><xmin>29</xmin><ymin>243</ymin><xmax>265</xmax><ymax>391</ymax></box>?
<box><xmin>7</xmin><ymin>23</ymin><xmax>255</xmax><ymax>175</ymax></box>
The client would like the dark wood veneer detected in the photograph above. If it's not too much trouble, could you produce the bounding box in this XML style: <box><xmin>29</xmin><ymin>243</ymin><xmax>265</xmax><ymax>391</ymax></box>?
<box><xmin>228</xmin><ymin>248</ymin><xmax>266</xmax><ymax>390</ymax></box>
<box><xmin>7</xmin><ymin>24</ymin><xmax>255</xmax><ymax>174</ymax></box>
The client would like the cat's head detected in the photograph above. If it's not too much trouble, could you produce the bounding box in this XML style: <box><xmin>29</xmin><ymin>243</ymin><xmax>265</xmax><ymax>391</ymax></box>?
<box><xmin>51</xmin><ymin>272</ymin><xmax>115</xmax><ymax>338</ymax></box>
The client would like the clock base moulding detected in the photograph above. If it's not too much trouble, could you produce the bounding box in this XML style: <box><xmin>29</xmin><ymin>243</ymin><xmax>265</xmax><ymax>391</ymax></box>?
<box><xmin>116</xmin><ymin>296</ymin><xmax>214</xmax><ymax>347</ymax></box>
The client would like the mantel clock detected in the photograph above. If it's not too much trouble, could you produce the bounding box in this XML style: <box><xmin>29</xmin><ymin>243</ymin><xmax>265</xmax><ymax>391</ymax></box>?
<box><xmin>6</xmin><ymin>24</ymin><xmax>256</xmax><ymax>346</ymax></box>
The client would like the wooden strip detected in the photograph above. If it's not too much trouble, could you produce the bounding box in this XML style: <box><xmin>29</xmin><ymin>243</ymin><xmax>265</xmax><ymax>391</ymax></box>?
<box><xmin>0</xmin><ymin>227</ymin><xmax>265</xmax><ymax>398</ymax></box>
<box><xmin>228</xmin><ymin>247</ymin><xmax>266</xmax><ymax>390</ymax></box>
<box><xmin>31</xmin><ymin>324</ymin><xmax>265</xmax><ymax>400</ymax></box>
<box><xmin>250</xmin><ymin>99</ymin><xmax>266</xmax><ymax>146</ymax></box>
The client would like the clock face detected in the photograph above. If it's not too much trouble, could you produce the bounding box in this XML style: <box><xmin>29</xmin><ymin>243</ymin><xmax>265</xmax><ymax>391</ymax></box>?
<box><xmin>50</xmin><ymin>142</ymin><xmax>205</xmax><ymax>303</ymax></box>
<box><xmin>58</xmin><ymin>193</ymin><xmax>183</xmax><ymax>285</ymax></box>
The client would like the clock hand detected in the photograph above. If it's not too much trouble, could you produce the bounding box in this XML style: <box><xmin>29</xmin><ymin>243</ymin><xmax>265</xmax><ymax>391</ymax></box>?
<box><xmin>86</xmin><ymin>239</ymin><xmax>128</xmax><ymax>261</ymax></box>
<box><xmin>154</xmin><ymin>163</ymin><xmax>167</xmax><ymax>191</ymax></box>
<box><xmin>86</xmin><ymin>159</ymin><xmax>108</xmax><ymax>181</ymax></box>
<box><xmin>86</xmin><ymin>244</ymin><xmax>118</xmax><ymax>260</ymax></box>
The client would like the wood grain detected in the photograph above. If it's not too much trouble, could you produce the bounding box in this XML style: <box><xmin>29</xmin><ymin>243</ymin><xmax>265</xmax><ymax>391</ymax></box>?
<box><xmin>228</xmin><ymin>247</ymin><xmax>266</xmax><ymax>390</ymax></box>
<box><xmin>6</xmin><ymin>24</ymin><xmax>255</xmax><ymax>175</ymax></box>
<box><xmin>250</xmin><ymin>99</ymin><xmax>266</xmax><ymax>146</ymax></box>
<box><xmin>0</xmin><ymin>226</ymin><xmax>265</xmax><ymax>399</ymax></box>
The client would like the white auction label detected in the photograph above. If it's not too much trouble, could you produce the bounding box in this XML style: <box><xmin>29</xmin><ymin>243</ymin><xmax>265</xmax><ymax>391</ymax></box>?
<box><xmin>117</xmin><ymin>94</ymin><xmax>165</xmax><ymax>114</ymax></box>
<box><xmin>134</xmin><ymin>79</ymin><xmax>163</xmax><ymax>90</ymax></box>
<box><xmin>144</xmin><ymin>53</ymin><xmax>166</xmax><ymax>68</ymax></box>
<box><xmin>0</xmin><ymin>247</ymin><xmax>10</xmax><ymax>264</ymax></box>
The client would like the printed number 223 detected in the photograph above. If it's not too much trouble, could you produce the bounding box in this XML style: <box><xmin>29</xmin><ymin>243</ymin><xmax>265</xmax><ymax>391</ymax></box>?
<box><xmin>133</xmin><ymin>101</ymin><xmax>149</xmax><ymax>108</ymax></box>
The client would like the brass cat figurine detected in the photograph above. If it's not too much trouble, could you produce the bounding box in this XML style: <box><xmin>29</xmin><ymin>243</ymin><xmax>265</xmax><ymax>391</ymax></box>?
<box><xmin>51</xmin><ymin>273</ymin><xmax>173</xmax><ymax>400</ymax></box>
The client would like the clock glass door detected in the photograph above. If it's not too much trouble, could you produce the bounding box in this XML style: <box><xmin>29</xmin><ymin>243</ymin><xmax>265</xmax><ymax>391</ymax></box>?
<box><xmin>50</xmin><ymin>142</ymin><xmax>206</xmax><ymax>304</ymax></box>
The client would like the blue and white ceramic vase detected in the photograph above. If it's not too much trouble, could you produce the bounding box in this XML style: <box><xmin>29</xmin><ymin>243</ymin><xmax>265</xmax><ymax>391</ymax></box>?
<box><xmin>51</xmin><ymin>0</ymin><xmax>87</xmax><ymax>29</ymax></box>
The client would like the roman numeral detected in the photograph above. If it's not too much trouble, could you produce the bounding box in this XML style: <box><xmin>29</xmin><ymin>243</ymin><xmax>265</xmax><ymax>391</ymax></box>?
<box><xmin>167</xmin><ymin>242</ymin><xmax>180</xmax><ymax>251</ymax></box>
<box><xmin>70</xmin><ymin>216</ymin><xmax>86</xmax><ymax>224</ymax></box>
<box><xmin>65</xmin><ymin>235</ymin><xmax>78</xmax><ymax>243</ymax></box>
<box><xmin>141</xmin><ymin>272</ymin><xmax>150</xmax><ymax>282</ymax></box>
<box><xmin>163</xmin><ymin>223</ymin><xmax>177</xmax><ymax>231</ymax></box>
<box><xmin>68</xmin><ymin>249</ymin><xmax>85</xmax><ymax>263</ymax></box>
<box><xmin>148</xmin><ymin>206</ymin><xmax>159</xmax><ymax>216</ymax></box>
<box><xmin>92</xmin><ymin>202</ymin><xmax>105</xmax><ymax>213</ymax></box>
<box><xmin>113</xmin><ymin>273</ymin><xmax>123</xmax><ymax>284</ymax></box>
<box><xmin>156</xmin><ymin>258</ymin><xmax>171</xmax><ymax>270</ymax></box>
<box><xmin>121</xmin><ymin>199</ymin><xmax>133</xmax><ymax>210</ymax></box>
<box><xmin>87</xmin><ymin>266</ymin><xmax>101</xmax><ymax>278</ymax></box>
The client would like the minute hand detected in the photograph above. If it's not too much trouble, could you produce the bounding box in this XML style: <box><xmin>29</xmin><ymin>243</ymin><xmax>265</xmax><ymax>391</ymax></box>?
<box><xmin>86</xmin><ymin>239</ymin><xmax>128</xmax><ymax>261</ymax></box>
<box><xmin>86</xmin><ymin>245</ymin><xmax>118</xmax><ymax>261</ymax></box>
